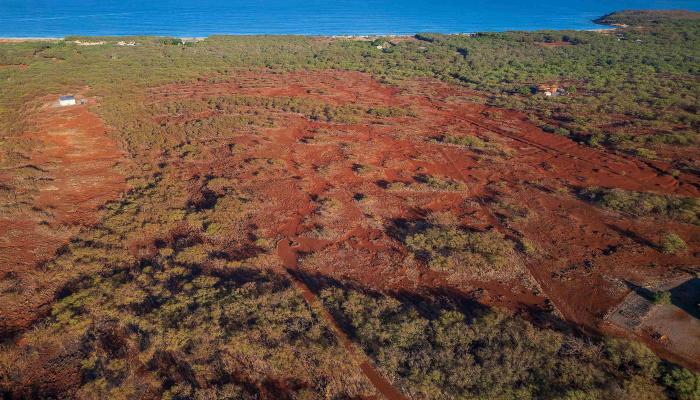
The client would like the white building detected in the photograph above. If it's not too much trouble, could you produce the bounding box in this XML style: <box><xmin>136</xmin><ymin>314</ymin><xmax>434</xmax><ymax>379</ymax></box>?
<box><xmin>59</xmin><ymin>95</ymin><xmax>76</xmax><ymax>107</ymax></box>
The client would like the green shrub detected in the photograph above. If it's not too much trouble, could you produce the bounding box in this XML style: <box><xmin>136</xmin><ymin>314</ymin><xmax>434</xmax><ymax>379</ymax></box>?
<box><xmin>389</xmin><ymin>174</ymin><xmax>465</xmax><ymax>192</ymax></box>
<box><xmin>588</xmin><ymin>132</ymin><xmax>606</xmax><ymax>146</ymax></box>
<box><xmin>652</xmin><ymin>291</ymin><xmax>672</xmax><ymax>305</ymax></box>
<box><xmin>414</xmin><ymin>174</ymin><xmax>464</xmax><ymax>191</ymax></box>
<box><xmin>662</xmin><ymin>367</ymin><xmax>700</xmax><ymax>400</ymax></box>
<box><xmin>580</xmin><ymin>188</ymin><xmax>700</xmax><ymax>225</ymax></box>
<box><xmin>405</xmin><ymin>226</ymin><xmax>514</xmax><ymax>274</ymax></box>
<box><xmin>174</xmin><ymin>244</ymin><xmax>209</xmax><ymax>265</ymax></box>
<box><xmin>366</xmin><ymin>106</ymin><xmax>414</xmax><ymax>118</ymax></box>
<box><xmin>635</xmin><ymin>148</ymin><xmax>657</xmax><ymax>159</ymax></box>
<box><xmin>445</xmin><ymin>134</ymin><xmax>486</xmax><ymax>149</ymax></box>
<box><xmin>661</xmin><ymin>233</ymin><xmax>688</xmax><ymax>254</ymax></box>
<box><xmin>441</xmin><ymin>134</ymin><xmax>510</xmax><ymax>157</ymax></box>
<box><xmin>520</xmin><ymin>239</ymin><xmax>536</xmax><ymax>255</ymax></box>
<box><xmin>604</xmin><ymin>339</ymin><xmax>659</xmax><ymax>379</ymax></box>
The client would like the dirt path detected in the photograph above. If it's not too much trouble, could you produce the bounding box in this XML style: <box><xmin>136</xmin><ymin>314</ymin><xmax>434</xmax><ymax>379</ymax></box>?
<box><xmin>0</xmin><ymin>97</ymin><xmax>126</xmax><ymax>337</ymax></box>
<box><xmin>277</xmin><ymin>238</ymin><xmax>407</xmax><ymax>400</ymax></box>
<box><xmin>454</xmin><ymin>112</ymin><xmax>693</xmax><ymax>195</ymax></box>
<box><xmin>260</xmin><ymin>112</ymin><xmax>406</xmax><ymax>400</ymax></box>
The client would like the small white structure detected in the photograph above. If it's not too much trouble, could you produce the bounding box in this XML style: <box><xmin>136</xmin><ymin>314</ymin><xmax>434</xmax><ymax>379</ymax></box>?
<box><xmin>59</xmin><ymin>95</ymin><xmax>77</xmax><ymax>107</ymax></box>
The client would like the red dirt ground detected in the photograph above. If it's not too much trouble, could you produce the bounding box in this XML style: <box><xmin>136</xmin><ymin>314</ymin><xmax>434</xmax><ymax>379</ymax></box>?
<box><xmin>146</xmin><ymin>70</ymin><xmax>699</xmax><ymax>369</ymax></box>
<box><xmin>0</xmin><ymin>97</ymin><xmax>126</xmax><ymax>337</ymax></box>
<box><xmin>0</xmin><ymin>64</ymin><xmax>28</xmax><ymax>70</ymax></box>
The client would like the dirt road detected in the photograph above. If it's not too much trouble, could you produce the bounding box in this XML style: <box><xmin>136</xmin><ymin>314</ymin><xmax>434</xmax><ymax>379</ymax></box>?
<box><xmin>277</xmin><ymin>238</ymin><xmax>407</xmax><ymax>400</ymax></box>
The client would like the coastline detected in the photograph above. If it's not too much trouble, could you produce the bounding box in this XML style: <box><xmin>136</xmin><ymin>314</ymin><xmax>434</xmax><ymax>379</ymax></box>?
<box><xmin>0</xmin><ymin>27</ymin><xmax>619</xmax><ymax>42</ymax></box>
<box><xmin>0</xmin><ymin>16</ymin><xmax>622</xmax><ymax>40</ymax></box>
<box><xmin>2</xmin><ymin>2</ymin><xmax>698</xmax><ymax>40</ymax></box>
<box><xmin>0</xmin><ymin>37</ymin><xmax>62</xmax><ymax>42</ymax></box>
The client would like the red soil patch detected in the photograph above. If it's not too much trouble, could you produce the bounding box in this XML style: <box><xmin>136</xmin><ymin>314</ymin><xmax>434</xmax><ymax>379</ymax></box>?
<box><xmin>0</xmin><ymin>98</ymin><xmax>126</xmax><ymax>337</ymax></box>
<box><xmin>151</xmin><ymin>70</ymin><xmax>700</xmax><ymax>369</ymax></box>
<box><xmin>0</xmin><ymin>64</ymin><xmax>28</xmax><ymax>70</ymax></box>
<box><xmin>148</xmin><ymin>70</ymin><xmax>698</xmax><ymax>290</ymax></box>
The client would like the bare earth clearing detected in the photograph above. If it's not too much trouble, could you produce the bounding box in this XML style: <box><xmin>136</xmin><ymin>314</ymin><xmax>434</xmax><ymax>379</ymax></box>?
<box><xmin>147</xmin><ymin>70</ymin><xmax>699</xmax><ymax>369</ymax></box>
<box><xmin>0</xmin><ymin>98</ymin><xmax>126</xmax><ymax>337</ymax></box>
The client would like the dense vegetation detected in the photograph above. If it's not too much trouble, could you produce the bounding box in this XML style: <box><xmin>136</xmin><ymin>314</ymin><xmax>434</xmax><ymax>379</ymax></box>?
<box><xmin>595</xmin><ymin>10</ymin><xmax>700</xmax><ymax>25</ymax></box>
<box><xmin>405</xmin><ymin>224</ymin><xmax>515</xmax><ymax>276</ymax></box>
<box><xmin>1</xmin><ymin>265</ymin><xmax>371</xmax><ymax>398</ymax></box>
<box><xmin>1</xmin><ymin>9</ymin><xmax>699</xmax><ymax>400</ymax></box>
<box><xmin>317</xmin><ymin>281</ymin><xmax>699</xmax><ymax>400</ymax></box>
<box><xmin>580</xmin><ymin>187</ymin><xmax>700</xmax><ymax>225</ymax></box>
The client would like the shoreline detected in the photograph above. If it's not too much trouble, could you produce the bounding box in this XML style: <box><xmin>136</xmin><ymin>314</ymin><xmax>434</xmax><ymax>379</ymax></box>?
<box><xmin>0</xmin><ymin>37</ymin><xmax>63</xmax><ymax>42</ymax></box>
<box><xmin>0</xmin><ymin>18</ymin><xmax>620</xmax><ymax>41</ymax></box>
<box><xmin>0</xmin><ymin>28</ymin><xmax>619</xmax><ymax>42</ymax></box>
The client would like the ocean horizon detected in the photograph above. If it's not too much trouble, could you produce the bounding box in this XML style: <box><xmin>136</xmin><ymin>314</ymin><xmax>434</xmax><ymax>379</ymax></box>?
<box><xmin>1</xmin><ymin>0</ymin><xmax>700</xmax><ymax>38</ymax></box>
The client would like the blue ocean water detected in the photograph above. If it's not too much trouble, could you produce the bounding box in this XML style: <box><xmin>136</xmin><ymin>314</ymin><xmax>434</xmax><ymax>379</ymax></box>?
<box><xmin>1</xmin><ymin>0</ymin><xmax>699</xmax><ymax>37</ymax></box>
